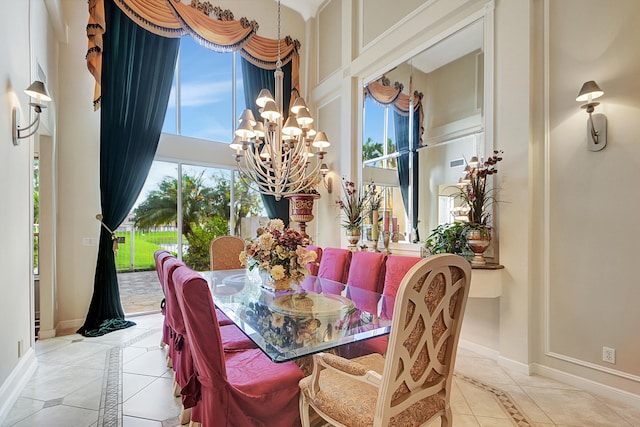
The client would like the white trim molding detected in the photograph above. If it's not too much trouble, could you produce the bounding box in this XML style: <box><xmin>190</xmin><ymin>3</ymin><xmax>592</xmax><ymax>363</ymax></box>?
<box><xmin>0</xmin><ymin>348</ymin><xmax>37</xmax><ymax>425</ymax></box>
<box><xmin>533</xmin><ymin>362</ymin><xmax>640</xmax><ymax>409</ymax></box>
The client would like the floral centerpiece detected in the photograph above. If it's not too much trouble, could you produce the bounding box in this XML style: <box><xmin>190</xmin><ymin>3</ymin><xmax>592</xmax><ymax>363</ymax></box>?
<box><xmin>336</xmin><ymin>179</ymin><xmax>371</xmax><ymax>249</ymax></box>
<box><xmin>239</xmin><ymin>219</ymin><xmax>317</xmax><ymax>291</ymax></box>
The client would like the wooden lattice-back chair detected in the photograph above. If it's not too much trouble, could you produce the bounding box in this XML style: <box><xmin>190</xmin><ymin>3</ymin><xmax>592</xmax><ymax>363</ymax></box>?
<box><xmin>299</xmin><ymin>254</ymin><xmax>471</xmax><ymax>427</ymax></box>
<box><xmin>209</xmin><ymin>235</ymin><xmax>245</xmax><ymax>271</ymax></box>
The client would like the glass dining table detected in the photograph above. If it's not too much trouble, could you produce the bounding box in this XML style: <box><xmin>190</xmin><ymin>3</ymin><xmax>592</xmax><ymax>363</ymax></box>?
<box><xmin>205</xmin><ymin>269</ymin><xmax>394</xmax><ymax>363</ymax></box>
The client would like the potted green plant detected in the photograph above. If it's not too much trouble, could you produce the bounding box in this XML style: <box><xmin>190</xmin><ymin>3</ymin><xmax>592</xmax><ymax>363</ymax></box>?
<box><xmin>424</xmin><ymin>222</ymin><xmax>469</xmax><ymax>256</ymax></box>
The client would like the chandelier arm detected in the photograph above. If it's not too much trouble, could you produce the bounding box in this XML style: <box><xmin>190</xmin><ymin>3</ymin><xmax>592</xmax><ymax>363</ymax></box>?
<box><xmin>245</xmin><ymin>149</ymin><xmax>281</xmax><ymax>187</ymax></box>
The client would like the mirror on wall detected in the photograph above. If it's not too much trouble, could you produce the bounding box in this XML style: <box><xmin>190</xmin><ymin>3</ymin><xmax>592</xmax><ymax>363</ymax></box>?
<box><xmin>362</xmin><ymin>14</ymin><xmax>494</xmax><ymax>260</ymax></box>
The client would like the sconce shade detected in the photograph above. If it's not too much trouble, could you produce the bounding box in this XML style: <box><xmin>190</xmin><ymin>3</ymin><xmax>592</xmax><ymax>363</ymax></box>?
<box><xmin>576</xmin><ymin>80</ymin><xmax>603</xmax><ymax>102</ymax></box>
<box><xmin>24</xmin><ymin>80</ymin><xmax>51</xmax><ymax>102</ymax></box>
<box><xmin>320</xmin><ymin>163</ymin><xmax>329</xmax><ymax>175</ymax></box>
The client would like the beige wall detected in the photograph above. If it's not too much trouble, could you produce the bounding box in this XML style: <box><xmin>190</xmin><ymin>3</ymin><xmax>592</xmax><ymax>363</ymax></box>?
<box><xmin>0</xmin><ymin>0</ymin><xmax>60</xmax><ymax>410</ymax></box>
<box><xmin>0</xmin><ymin>0</ymin><xmax>33</xmax><ymax>389</ymax></box>
<box><xmin>542</xmin><ymin>0</ymin><xmax>640</xmax><ymax>390</ymax></box>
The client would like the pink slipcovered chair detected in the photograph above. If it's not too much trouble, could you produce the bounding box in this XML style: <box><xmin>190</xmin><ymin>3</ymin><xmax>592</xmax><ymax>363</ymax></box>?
<box><xmin>345</xmin><ymin>251</ymin><xmax>387</xmax><ymax>314</ymax></box>
<box><xmin>317</xmin><ymin>247</ymin><xmax>352</xmax><ymax>295</ymax></box>
<box><xmin>356</xmin><ymin>255</ymin><xmax>424</xmax><ymax>356</ymax></box>
<box><xmin>163</xmin><ymin>258</ymin><xmax>256</xmax><ymax>423</ymax></box>
<box><xmin>154</xmin><ymin>250</ymin><xmax>173</xmax><ymax>349</ymax></box>
<box><xmin>173</xmin><ymin>265</ymin><xmax>304</xmax><ymax>427</ymax></box>
<box><xmin>299</xmin><ymin>254</ymin><xmax>472</xmax><ymax>427</ymax></box>
<box><xmin>381</xmin><ymin>255</ymin><xmax>423</xmax><ymax>320</ymax></box>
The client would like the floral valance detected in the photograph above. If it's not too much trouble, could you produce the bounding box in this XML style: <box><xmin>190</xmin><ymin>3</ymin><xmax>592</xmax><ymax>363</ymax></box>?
<box><xmin>87</xmin><ymin>0</ymin><xmax>300</xmax><ymax>109</ymax></box>
<box><xmin>365</xmin><ymin>77</ymin><xmax>424</xmax><ymax>145</ymax></box>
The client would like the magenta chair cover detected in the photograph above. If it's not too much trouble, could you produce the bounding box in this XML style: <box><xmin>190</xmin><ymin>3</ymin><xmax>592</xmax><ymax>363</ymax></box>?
<box><xmin>317</xmin><ymin>247</ymin><xmax>352</xmax><ymax>284</ymax></box>
<box><xmin>174</xmin><ymin>266</ymin><xmax>304</xmax><ymax>427</ymax></box>
<box><xmin>356</xmin><ymin>255</ymin><xmax>424</xmax><ymax>357</ymax></box>
<box><xmin>345</xmin><ymin>251</ymin><xmax>387</xmax><ymax>314</ymax></box>
<box><xmin>154</xmin><ymin>250</ymin><xmax>173</xmax><ymax>347</ymax></box>
<box><xmin>381</xmin><ymin>255</ymin><xmax>423</xmax><ymax>319</ymax></box>
<box><xmin>164</xmin><ymin>259</ymin><xmax>255</xmax><ymax>403</ymax></box>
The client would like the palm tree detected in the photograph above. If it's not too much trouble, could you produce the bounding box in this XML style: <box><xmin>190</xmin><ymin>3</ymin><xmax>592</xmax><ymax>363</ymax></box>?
<box><xmin>131</xmin><ymin>171</ymin><xmax>263</xmax><ymax>270</ymax></box>
<box><xmin>132</xmin><ymin>171</ymin><xmax>215</xmax><ymax>238</ymax></box>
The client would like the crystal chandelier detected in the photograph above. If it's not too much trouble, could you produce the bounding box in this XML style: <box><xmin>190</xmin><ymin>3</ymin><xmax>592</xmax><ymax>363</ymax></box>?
<box><xmin>231</xmin><ymin>0</ymin><xmax>330</xmax><ymax>201</ymax></box>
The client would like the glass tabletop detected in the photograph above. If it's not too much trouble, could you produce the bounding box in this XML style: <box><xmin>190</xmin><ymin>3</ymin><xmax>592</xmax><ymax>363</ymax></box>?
<box><xmin>206</xmin><ymin>269</ymin><xmax>394</xmax><ymax>363</ymax></box>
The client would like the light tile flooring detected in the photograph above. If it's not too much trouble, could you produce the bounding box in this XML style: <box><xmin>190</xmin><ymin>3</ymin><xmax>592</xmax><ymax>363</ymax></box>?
<box><xmin>3</xmin><ymin>312</ymin><xmax>640</xmax><ymax>427</ymax></box>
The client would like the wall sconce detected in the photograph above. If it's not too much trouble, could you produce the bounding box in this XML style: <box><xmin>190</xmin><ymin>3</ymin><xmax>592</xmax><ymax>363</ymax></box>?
<box><xmin>320</xmin><ymin>163</ymin><xmax>332</xmax><ymax>193</ymax></box>
<box><xmin>12</xmin><ymin>80</ymin><xmax>51</xmax><ymax>146</ymax></box>
<box><xmin>576</xmin><ymin>80</ymin><xmax>607</xmax><ymax>151</ymax></box>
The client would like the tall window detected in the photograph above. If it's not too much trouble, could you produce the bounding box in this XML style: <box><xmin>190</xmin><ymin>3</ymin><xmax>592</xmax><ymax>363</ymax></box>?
<box><xmin>163</xmin><ymin>37</ymin><xmax>244</xmax><ymax>143</ymax></box>
<box><xmin>363</xmin><ymin>97</ymin><xmax>407</xmax><ymax>241</ymax></box>
<box><xmin>116</xmin><ymin>161</ymin><xmax>266</xmax><ymax>272</ymax></box>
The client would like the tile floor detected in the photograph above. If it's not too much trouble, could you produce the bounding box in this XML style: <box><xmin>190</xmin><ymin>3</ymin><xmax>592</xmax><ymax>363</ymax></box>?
<box><xmin>4</xmin><ymin>312</ymin><xmax>640</xmax><ymax>427</ymax></box>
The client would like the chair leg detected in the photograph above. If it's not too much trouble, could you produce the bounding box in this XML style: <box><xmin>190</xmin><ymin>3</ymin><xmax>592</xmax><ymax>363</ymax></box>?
<box><xmin>299</xmin><ymin>393</ymin><xmax>311</xmax><ymax>427</ymax></box>
<box><xmin>173</xmin><ymin>373</ymin><xmax>182</xmax><ymax>397</ymax></box>
<box><xmin>179</xmin><ymin>406</ymin><xmax>192</xmax><ymax>425</ymax></box>
<box><xmin>441</xmin><ymin>407</ymin><xmax>452</xmax><ymax>427</ymax></box>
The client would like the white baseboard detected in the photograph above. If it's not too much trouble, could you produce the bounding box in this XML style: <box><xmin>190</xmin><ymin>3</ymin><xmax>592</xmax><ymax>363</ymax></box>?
<box><xmin>38</xmin><ymin>328</ymin><xmax>56</xmax><ymax>339</ymax></box>
<box><xmin>56</xmin><ymin>318</ymin><xmax>84</xmax><ymax>335</ymax></box>
<box><xmin>532</xmin><ymin>363</ymin><xmax>640</xmax><ymax>409</ymax></box>
<box><xmin>0</xmin><ymin>348</ymin><xmax>37</xmax><ymax>425</ymax></box>
<box><xmin>458</xmin><ymin>339</ymin><xmax>500</xmax><ymax>360</ymax></box>
<box><xmin>498</xmin><ymin>355</ymin><xmax>531</xmax><ymax>376</ymax></box>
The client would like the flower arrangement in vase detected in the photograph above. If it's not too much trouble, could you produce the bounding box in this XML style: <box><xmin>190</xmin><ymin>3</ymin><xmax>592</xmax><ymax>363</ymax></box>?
<box><xmin>239</xmin><ymin>219</ymin><xmax>317</xmax><ymax>290</ymax></box>
<box><xmin>335</xmin><ymin>179</ymin><xmax>371</xmax><ymax>250</ymax></box>
<box><xmin>456</xmin><ymin>150</ymin><xmax>504</xmax><ymax>265</ymax></box>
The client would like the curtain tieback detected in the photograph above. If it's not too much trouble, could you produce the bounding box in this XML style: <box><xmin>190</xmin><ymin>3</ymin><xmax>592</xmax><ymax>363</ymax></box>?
<box><xmin>95</xmin><ymin>214</ymin><xmax>118</xmax><ymax>254</ymax></box>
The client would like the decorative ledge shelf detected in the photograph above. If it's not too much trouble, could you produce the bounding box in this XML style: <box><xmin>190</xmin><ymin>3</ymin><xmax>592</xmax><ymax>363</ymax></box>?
<box><xmin>469</xmin><ymin>265</ymin><xmax>503</xmax><ymax>298</ymax></box>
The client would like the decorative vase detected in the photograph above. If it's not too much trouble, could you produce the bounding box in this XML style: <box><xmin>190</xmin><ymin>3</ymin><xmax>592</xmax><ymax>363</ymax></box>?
<box><xmin>286</xmin><ymin>193</ymin><xmax>320</xmax><ymax>245</ymax></box>
<box><xmin>345</xmin><ymin>227</ymin><xmax>361</xmax><ymax>251</ymax></box>
<box><xmin>259</xmin><ymin>269</ymin><xmax>294</xmax><ymax>291</ymax></box>
<box><xmin>466</xmin><ymin>227</ymin><xmax>491</xmax><ymax>266</ymax></box>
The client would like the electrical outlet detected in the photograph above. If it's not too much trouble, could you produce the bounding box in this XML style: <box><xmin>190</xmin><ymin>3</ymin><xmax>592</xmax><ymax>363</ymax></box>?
<box><xmin>602</xmin><ymin>346</ymin><xmax>616</xmax><ymax>364</ymax></box>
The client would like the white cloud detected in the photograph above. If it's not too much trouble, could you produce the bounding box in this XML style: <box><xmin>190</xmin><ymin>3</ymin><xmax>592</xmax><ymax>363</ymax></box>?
<box><xmin>167</xmin><ymin>80</ymin><xmax>233</xmax><ymax>108</ymax></box>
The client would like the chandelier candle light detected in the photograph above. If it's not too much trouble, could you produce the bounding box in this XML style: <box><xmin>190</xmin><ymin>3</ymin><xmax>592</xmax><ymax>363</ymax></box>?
<box><xmin>231</xmin><ymin>0</ymin><xmax>330</xmax><ymax>201</ymax></box>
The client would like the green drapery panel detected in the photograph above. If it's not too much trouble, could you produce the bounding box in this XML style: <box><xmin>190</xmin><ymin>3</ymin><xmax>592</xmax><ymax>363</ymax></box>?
<box><xmin>395</xmin><ymin>109</ymin><xmax>420</xmax><ymax>242</ymax></box>
<box><xmin>78</xmin><ymin>0</ymin><xmax>180</xmax><ymax>337</ymax></box>
<box><xmin>240</xmin><ymin>57</ymin><xmax>293</xmax><ymax>226</ymax></box>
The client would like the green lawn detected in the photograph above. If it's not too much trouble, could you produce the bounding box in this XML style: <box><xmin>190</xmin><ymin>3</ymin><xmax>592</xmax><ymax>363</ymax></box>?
<box><xmin>115</xmin><ymin>230</ymin><xmax>178</xmax><ymax>271</ymax></box>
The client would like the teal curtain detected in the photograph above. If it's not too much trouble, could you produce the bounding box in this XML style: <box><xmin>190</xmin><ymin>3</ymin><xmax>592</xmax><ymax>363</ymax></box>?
<box><xmin>240</xmin><ymin>58</ymin><xmax>292</xmax><ymax>227</ymax></box>
<box><xmin>78</xmin><ymin>0</ymin><xmax>180</xmax><ymax>336</ymax></box>
<box><xmin>395</xmin><ymin>109</ymin><xmax>420</xmax><ymax>242</ymax></box>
